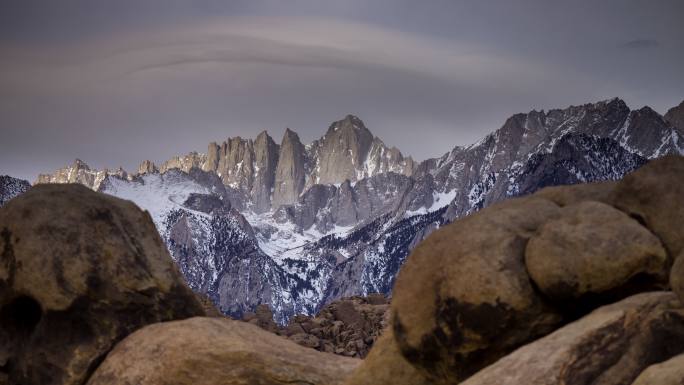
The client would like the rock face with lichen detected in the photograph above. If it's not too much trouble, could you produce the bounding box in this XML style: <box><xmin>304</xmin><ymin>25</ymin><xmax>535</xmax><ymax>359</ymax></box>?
<box><xmin>0</xmin><ymin>184</ymin><xmax>205</xmax><ymax>385</ymax></box>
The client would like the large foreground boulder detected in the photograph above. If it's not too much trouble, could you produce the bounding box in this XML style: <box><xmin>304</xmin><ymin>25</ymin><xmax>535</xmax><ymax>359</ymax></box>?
<box><xmin>87</xmin><ymin>317</ymin><xmax>360</xmax><ymax>385</ymax></box>
<box><xmin>460</xmin><ymin>292</ymin><xmax>684</xmax><ymax>385</ymax></box>
<box><xmin>390</xmin><ymin>197</ymin><xmax>563</xmax><ymax>382</ymax></box>
<box><xmin>0</xmin><ymin>184</ymin><xmax>205</xmax><ymax>385</ymax></box>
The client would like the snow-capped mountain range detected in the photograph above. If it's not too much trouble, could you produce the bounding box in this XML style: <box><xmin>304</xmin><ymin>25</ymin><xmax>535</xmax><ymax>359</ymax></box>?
<box><xmin>10</xmin><ymin>97</ymin><xmax>683</xmax><ymax>322</ymax></box>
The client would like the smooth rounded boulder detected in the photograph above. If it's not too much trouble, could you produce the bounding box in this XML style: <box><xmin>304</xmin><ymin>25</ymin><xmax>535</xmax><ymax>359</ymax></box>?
<box><xmin>525</xmin><ymin>200</ymin><xmax>668</xmax><ymax>300</ymax></box>
<box><xmin>87</xmin><ymin>317</ymin><xmax>360</xmax><ymax>385</ymax></box>
<box><xmin>0</xmin><ymin>184</ymin><xmax>205</xmax><ymax>385</ymax></box>
<box><xmin>390</xmin><ymin>197</ymin><xmax>563</xmax><ymax>383</ymax></box>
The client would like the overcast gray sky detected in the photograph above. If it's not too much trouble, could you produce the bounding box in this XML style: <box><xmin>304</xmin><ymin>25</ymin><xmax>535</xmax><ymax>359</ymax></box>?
<box><xmin>1</xmin><ymin>0</ymin><xmax>683</xmax><ymax>181</ymax></box>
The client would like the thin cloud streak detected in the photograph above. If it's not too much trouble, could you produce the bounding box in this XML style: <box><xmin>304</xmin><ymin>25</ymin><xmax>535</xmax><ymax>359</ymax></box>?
<box><xmin>0</xmin><ymin>4</ymin><xmax>682</xmax><ymax>182</ymax></box>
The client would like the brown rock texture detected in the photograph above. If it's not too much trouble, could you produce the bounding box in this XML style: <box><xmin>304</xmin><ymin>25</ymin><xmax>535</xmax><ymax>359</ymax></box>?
<box><xmin>525</xmin><ymin>200</ymin><xmax>668</xmax><ymax>300</ymax></box>
<box><xmin>0</xmin><ymin>184</ymin><xmax>205</xmax><ymax>385</ymax></box>
<box><xmin>671</xmin><ymin>252</ymin><xmax>684</xmax><ymax>304</ymax></box>
<box><xmin>460</xmin><ymin>292</ymin><xmax>684</xmax><ymax>385</ymax></box>
<box><xmin>630</xmin><ymin>353</ymin><xmax>684</xmax><ymax>385</ymax></box>
<box><xmin>343</xmin><ymin>328</ymin><xmax>429</xmax><ymax>385</ymax></box>
<box><xmin>87</xmin><ymin>317</ymin><xmax>360</xmax><ymax>385</ymax></box>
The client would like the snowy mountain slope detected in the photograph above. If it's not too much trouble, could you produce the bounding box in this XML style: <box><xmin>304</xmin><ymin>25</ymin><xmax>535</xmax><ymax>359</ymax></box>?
<box><xmin>98</xmin><ymin>169</ymin><xmax>310</xmax><ymax>322</ymax></box>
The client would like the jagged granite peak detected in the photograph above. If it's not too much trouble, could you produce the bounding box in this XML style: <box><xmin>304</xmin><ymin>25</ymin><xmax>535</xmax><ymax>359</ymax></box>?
<box><xmin>36</xmin><ymin>158</ymin><xmax>128</xmax><ymax>190</ymax></box>
<box><xmin>201</xmin><ymin>131</ymin><xmax>279</xmax><ymax>212</ymax></box>
<box><xmin>159</xmin><ymin>151</ymin><xmax>206</xmax><ymax>174</ymax></box>
<box><xmin>273</xmin><ymin>128</ymin><xmax>306</xmax><ymax>207</ymax></box>
<box><xmin>137</xmin><ymin>159</ymin><xmax>159</xmax><ymax>175</ymax></box>
<box><xmin>0</xmin><ymin>175</ymin><xmax>30</xmax><ymax>206</ymax></box>
<box><xmin>251</xmin><ymin>130</ymin><xmax>279</xmax><ymax>213</ymax></box>
<box><xmin>203</xmin><ymin>136</ymin><xmax>258</xmax><ymax>195</ymax></box>
<box><xmin>617</xmin><ymin>105</ymin><xmax>682</xmax><ymax>158</ymax></box>
<box><xmin>306</xmin><ymin>115</ymin><xmax>414</xmax><ymax>188</ymax></box>
<box><xmin>665</xmin><ymin>99</ymin><xmax>684</xmax><ymax>135</ymax></box>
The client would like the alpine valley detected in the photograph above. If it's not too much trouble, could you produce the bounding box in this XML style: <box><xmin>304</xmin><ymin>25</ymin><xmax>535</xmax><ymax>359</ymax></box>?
<box><xmin>7</xmin><ymin>97</ymin><xmax>683</xmax><ymax>323</ymax></box>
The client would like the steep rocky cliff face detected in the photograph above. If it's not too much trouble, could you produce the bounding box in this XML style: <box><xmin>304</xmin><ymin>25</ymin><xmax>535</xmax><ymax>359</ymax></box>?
<box><xmin>31</xmin><ymin>98</ymin><xmax>684</xmax><ymax>322</ymax></box>
<box><xmin>272</xmin><ymin>129</ymin><xmax>306</xmax><ymax>207</ymax></box>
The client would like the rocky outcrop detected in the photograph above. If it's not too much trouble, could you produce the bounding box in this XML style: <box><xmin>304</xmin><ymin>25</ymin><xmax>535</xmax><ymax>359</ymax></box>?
<box><xmin>159</xmin><ymin>151</ymin><xmax>206</xmax><ymax>174</ymax></box>
<box><xmin>460</xmin><ymin>292</ymin><xmax>684</xmax><ymax>385</ymax></box>
<box><xmin>36</xmin><ymin>158</ymin><xmax>128</xmax><ymax>190</ymax></box>
<box><xmin>272</xmin><ymin>128</ymin><xmax>306</xmax><ymax>207</ymax></box>
<box><xmin>348</xmin><ymin>155</ymin><xmax>684</xmax><ymax>385</ymax></box>
<box><xmin>87</xmin><ymin>317</ymin><xmax>360</xmax><ymax>385</ymax></box>
<box><xmin>243</xmin><ymin>295</ymin><xmax>390</xmax><ymax>358</ymax></box>
<box><xmin>0</xmin><ymin>184</ymin><xmax>205</xmax><ymax>385</ymax></box>
<box><xmin>0</xmin><ymin>175</ymin><xmax>30</xmax><ymax>206</ymax></box>
<box><xmin>136</xmin><ymin>159</ymin><xmax>158</xmax><ymax>175</ymax></box>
